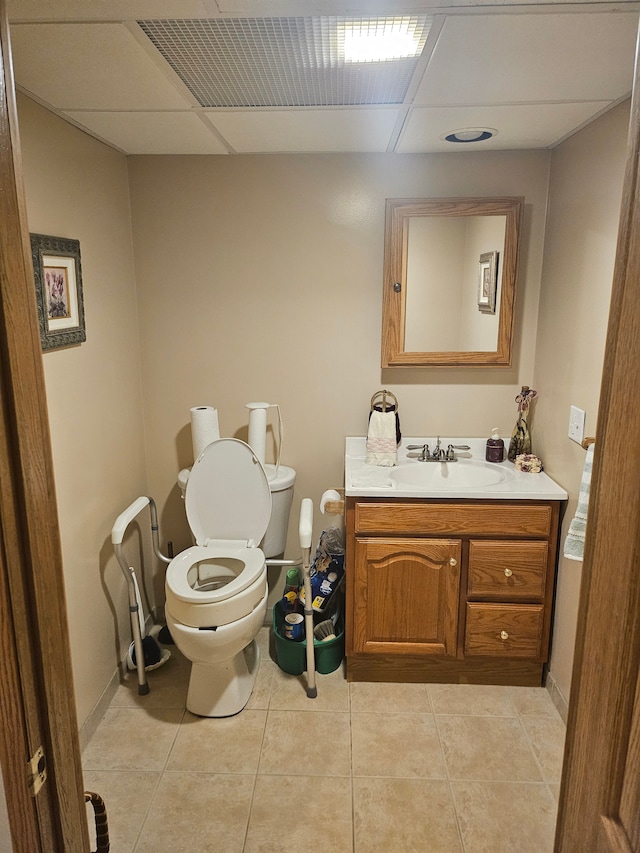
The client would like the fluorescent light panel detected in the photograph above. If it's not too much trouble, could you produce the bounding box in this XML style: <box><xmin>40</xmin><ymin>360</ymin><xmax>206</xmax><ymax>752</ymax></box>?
<box><xmin>343</xmin><ymin>20</ymin><xmax>424</xmax><ymax>63</ymax></box>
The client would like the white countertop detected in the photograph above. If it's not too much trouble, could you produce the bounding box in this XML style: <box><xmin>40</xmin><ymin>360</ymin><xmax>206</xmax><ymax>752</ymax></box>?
<box><xmin>345</xmin><ymin>437</ymin><xmax>568</xmax><ymax>500</ymax></box>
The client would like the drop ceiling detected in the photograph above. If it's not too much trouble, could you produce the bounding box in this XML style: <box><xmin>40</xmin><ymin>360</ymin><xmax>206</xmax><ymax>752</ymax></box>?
<box><xmin>7</xmin><ymin>0</ymin><xmax>639</xmax><ymax>155</ymax></box>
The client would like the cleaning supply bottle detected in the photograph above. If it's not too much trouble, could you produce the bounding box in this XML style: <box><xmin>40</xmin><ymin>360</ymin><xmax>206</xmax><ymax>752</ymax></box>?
<box><xmin>486</xmin><ymin>427</ymin><xmax>504</xmax><ymax>463</ymax></box>
<box><xmin>281</xmin><ymin>568</ymin><xmax>301</xmax><ymax>613</ymax></box>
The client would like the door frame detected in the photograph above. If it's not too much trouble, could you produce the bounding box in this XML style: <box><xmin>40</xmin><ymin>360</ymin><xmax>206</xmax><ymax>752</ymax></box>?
<box><xmin>0</xmin><ymin>2</ymin><xmax>89</xmax><ymax>849</ymax></box>
<box><xmin>555</xmin><ymin>25</ymin><xmax>640</xmax><ymax>853</ymax></box>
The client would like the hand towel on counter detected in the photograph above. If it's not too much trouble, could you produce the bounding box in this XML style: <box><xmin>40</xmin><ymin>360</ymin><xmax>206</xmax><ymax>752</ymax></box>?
<box><xmin>366</xmin><ymin>410</ymin><xmax>397</xmax><ymax>466</ymax></box>
<box><xmin>563</xmin><ymin>443</ymin><xmax>594</xmax><ymax>561</ymax></box>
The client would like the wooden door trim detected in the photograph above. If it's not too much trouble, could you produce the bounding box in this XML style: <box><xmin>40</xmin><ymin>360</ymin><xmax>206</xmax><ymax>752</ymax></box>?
<box><xmin>0</xmin><ymin>3</ymin><xmax>89</xmax><ymax>849</ymax></box>
<box><xmin>555</xmin><ymin>27</ymin><xmax>640</xmax><ymax>852</ymax></box>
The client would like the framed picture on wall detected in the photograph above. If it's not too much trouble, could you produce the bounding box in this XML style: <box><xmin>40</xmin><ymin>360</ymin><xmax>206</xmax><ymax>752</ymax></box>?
<box><xmin>30</xmin><ymin>233</ymin><xmax>86</xmax><ymax>350</ymax></box>
<box><xmin>478</xmin><ymin>250</ymin><xmax>499</xmax><ymax>314</ymax></box>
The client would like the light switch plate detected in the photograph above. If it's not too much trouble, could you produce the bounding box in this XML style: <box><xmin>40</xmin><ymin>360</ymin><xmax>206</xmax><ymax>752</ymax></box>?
<box><xmin>568</xmin><ymin>405</ymin><xmax>586</xmax><ymax>444</ymax></box>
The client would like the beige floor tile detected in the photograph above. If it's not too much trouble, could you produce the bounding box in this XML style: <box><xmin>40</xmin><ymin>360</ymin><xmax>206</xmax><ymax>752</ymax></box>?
<box><xmin>269</xmin><ymin>666</ymin><xmax>349</xmax><ymax>711</ymax></box>
<box><xmin>0</xmin><ymin>774</ymin><xmax>13</xmax><ymax>853</ymax></box>
<box><xmin>352</xmin><ymin>712</ymin><xmax>446</xmax><ymax>779</ymax></box>
<box><xmin>452</xmin><ymin>780</ymin><xmax>557</xmax><ymax>852</ymax></box>
<box><xmin>429</xmin><ymin>683</ymin><xmax>517</xmax><ymax>717</ymax></box>
<box><xmin>436</xmin><ymin>715</ymin><xmax>542</xmax><ymax>781</ymax></box>
<box><xmin>255</xmin><ymin>625</ymin><xmax>272</xmax><ymax>655</ymax></box>
<box><xmin>245</xmin><ymin>659</ymin><xmax>277</xmax><ymax>710</ymax></box>
<box><xmin>82</xmin><ymin>708</ymin><xmax>184</xmax><ymax>771</ymax></box>
<box><xmin>134</xmin><ymin>772</ymin><xmax>254</xmax><ymax>853</ymax></box>
<box><xmin>508</xmin><ymin>686</ymin><xmax>564</xmax><ymax>718</ymax></box>
<box><xmin>83</xmin><ymin>770</ymin><xmax>159</xmax><ymax>853</ymax></box>
<box><xmin>548</xmin><ymin>782</ymin><xmax>561</xmax><ymax>802</ymax></box>
<box><xmin>245</xmin><ymin>775</ymin><xmax>353</xmax><ymax>852</ymax></box>
<box><xmin>166</xmin><ymin>710</ymin><xmax>267</xmax><ymax>774</ymax></box>
<box><xmin>349</xmin><ymin>681</ymin><xmax>431</xmax><ymax>714</ymax></box>
<box><xmin>259</xmin><ymin>710</ymin><xmax>351</xmax><ymax>776</ymax></box>
<box><xmin>110</xmin><ymin>656</ymin><xmax>190</xmax><ymax>709</ymax></box>
<box><xmin>520</xmin><ymin>715</ymin><xmax>566</xmax><ymax>783</ymax></box>
<box><xmin>353</xmin><ymin>777</ymin><xmax>462</xmax><ymax>852</ymax></box>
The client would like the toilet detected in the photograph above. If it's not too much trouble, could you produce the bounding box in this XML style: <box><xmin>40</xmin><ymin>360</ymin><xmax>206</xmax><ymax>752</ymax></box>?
<box><xmin>165</xmin><ymin>437</ymin><xmax>273</xmax><ymax>717</ymax></box>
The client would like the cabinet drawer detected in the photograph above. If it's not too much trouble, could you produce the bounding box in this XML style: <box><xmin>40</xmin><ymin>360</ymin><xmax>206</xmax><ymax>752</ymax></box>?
<box><xmin>354</xmin><ymin>501</ymin><xmax>552</xmax><ymax>537</ymax></box>
<box><xmin>468</xmin><ymin>541</ymin><xmax>548</xmax><ymax>601</ymax></box>
<box><xmin>465</xmin><ymin>603</ymin><xmax>544</xmax><ymax>659</ymax></box>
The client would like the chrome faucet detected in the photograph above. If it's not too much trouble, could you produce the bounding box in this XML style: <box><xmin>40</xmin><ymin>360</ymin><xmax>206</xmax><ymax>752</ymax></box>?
<box><xmin>406</xmin><ymin>437</ymin><xmax>471</xmax><ymax>462</ymax></box>
<box><xmin>431</xmin><ymin>436</ymin><xmax>444</xmax><ymax>461</ymax></box>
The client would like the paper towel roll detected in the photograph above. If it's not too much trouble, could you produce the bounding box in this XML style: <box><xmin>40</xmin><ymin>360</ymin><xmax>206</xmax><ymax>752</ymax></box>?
<box><xmin>190</xmin><ymin>406</ymin><xmax>220</xmax><ymax>461</ymax></box>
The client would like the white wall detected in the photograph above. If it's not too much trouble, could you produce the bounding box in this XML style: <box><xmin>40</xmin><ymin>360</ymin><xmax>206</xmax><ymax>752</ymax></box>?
<box><xmin>533</xmin><ymin>99</ymin><xmax>630</xmax><ymax>709</ymax></box>
<box><xmin>19</xmin><ymin>94</ymin><xmax>149</xmax><ymax>727</ymax></box>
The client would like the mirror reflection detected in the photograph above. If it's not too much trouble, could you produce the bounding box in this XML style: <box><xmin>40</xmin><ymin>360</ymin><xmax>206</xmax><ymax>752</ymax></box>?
<box><xmin>382</xmin><ymin>197</ymin><xmax>523</xmax><ymax>367</ymax></box>
<box><xmin>405</xmin><ymin>214</ymin><xmax>506</xmax><ymax>352</ymax></box>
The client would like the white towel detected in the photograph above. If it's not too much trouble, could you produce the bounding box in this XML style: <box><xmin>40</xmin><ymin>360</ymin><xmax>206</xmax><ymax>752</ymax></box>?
<box><xmin>366</xmin><ymin>410</ymin><xmax>397</xmax><ymax>466</ymax></box>
<box><xmin>563</xmin><ymin>444</ymin><xmax>594</xmax><ymax>561</ymax></box>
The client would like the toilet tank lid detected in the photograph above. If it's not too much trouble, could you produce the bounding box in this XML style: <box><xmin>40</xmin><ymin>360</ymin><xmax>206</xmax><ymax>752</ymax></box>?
<box><xmin>263</xmin><ymin>464</ymin><xmax>296</xmax><ymax>491</ymax></box>
<box><xmin>186</xmin><ymin>438</ymin><xmax>272</xmax><ymax>546</ymax></box>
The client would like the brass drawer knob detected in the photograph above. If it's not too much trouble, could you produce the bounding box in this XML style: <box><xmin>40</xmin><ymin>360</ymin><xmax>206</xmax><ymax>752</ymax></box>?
<box><xmin>500</xmin><ymin>630</ymin><xmax>509</xmax><ymax>640</ymax></box>
<box><xmin>449</xmin><ymin>557</ymin><xmax>458</xmax><ymax>566</ymax></box>
<box><xmin>504</xmin><ymin>568</ymin><xmax>513</xmax><ymax>577</ymax></box>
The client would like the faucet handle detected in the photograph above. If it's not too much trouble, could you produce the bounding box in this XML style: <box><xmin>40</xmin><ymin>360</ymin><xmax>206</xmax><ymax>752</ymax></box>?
<box><xmin>406</xmin><ymin>444</ymin><xmax>429</xmax><ymax>461</ymax></box>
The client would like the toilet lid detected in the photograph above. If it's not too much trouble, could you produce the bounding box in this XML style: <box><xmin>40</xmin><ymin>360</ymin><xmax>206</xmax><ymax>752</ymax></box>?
<box><xmin>186</xmin><ymin>438</ymin><xmax>272</xmax><ymax>546</ymax></box>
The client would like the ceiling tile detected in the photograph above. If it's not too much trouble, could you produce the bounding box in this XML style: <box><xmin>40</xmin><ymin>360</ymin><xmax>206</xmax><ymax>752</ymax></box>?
<box><xmin>206</xmin><ymin>107</ymin><xmax>400</xmax><ymax>151</ymax></box>
<box><xmin>8</xmin><ymin>1</ymin><xmax>209</xmax><ymax>21</ymax></box>
<box><xmin>413</xmin><ymin>12</ymin><xmax>636</xmax><ymax>106</ymax></box>
<box><xmin>11</xmin><ymin>23</ymin><xmax>189</xmax><ymax>110</ymax></box>
<box><xmin>397</xmin><ymin>102</ymin><xmax>614</xmax><ymax>152</ymax></box>
<box><xmin>63</xmin><ymin>111</ymin><xmax>230</xmax><ymax>154</ymax></box>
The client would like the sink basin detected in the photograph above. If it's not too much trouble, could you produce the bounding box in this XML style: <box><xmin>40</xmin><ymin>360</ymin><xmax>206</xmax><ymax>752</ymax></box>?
<box><xmin>391</xmin><ymin>460</ymin><xmax>512</xmax><ymax>490</ymax></box>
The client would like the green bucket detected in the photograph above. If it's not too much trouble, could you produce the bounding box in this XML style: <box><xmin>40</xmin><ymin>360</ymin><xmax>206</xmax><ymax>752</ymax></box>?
<box><xmin>272</xmin><ymin>601</ymin><xmax>344</xmax><ymax>676</ymax></box>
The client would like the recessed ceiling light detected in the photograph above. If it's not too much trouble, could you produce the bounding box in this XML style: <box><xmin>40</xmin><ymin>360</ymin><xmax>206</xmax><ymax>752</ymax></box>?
<box><xmin>343</xmin><ymin>20</ymin><xmax>424</xmax><ymax>63</ymax></box>
<box><xmin>442</xmin><ymin>128</ymin><xmax>497</xmax><ymax>143</ymax></box>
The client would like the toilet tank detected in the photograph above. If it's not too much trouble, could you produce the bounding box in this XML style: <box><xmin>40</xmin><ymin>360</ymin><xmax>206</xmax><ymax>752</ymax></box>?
<box><xmin>261</xmin><ymin>464</ymin><xmax>296</xmax><ymax>558</ymax></box>
<box><xmin>176</xmin><ymin>463</ymin><xmax>295</xmax><ymax>558</ymax></box>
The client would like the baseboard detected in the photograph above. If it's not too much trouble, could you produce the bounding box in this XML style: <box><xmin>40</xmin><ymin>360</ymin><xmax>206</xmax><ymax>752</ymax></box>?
<box><xmin>78</xmin><ymin>668</ymin><xmax>120</xmax><ymax>752</ymax></box>
<box><xmin>545</xmin><ymin>670</ymin><xmax>569</xmax><ymax>723</ymax></box>
<box><xmin>79</xmin><ymin>615</ymin><xmax>158</xmax><ymax>751</ymax></box>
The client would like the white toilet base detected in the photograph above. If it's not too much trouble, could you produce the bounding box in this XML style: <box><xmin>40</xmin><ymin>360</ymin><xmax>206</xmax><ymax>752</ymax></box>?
<box><xmin>186</xmin><ymin>640</ymin><xmax>260</xmax><ymax>717</ymax></box>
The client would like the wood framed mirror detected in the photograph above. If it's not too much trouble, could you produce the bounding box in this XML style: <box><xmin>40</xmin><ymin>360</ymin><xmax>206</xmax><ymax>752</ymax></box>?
<box><xmin>381</xmin><ymin>196</ymin><xmax>524</xmax><ymax>367</ymax></box>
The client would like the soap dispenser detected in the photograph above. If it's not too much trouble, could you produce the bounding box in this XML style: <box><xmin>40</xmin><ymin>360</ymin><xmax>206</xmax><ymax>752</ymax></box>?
<box><xmin>486</xmin><ymin>428</ymin><xmax>504</xmax><ymax>463</ymax></box>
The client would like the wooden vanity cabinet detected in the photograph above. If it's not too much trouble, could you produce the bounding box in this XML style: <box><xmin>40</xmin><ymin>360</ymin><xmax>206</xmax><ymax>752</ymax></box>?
<box><xmin>345</xmin><ymin>498</ymin><xmax>561</xmax><ymax>686</ymax></box>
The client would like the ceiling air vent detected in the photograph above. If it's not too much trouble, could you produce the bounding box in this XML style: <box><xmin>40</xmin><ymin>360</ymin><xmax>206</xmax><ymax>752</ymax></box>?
<box><xmin>138</xmin><ymin>16</ymin><xmax>431</xmax><ymax>108</ymax></box>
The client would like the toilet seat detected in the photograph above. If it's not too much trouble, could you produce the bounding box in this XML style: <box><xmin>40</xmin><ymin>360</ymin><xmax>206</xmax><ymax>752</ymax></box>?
<box><xmin>186</xmin><ymin>438</ymin><xmax>271</xmax><ymax>547</ymax></box>
<box><xmin>165</xmin><ymin>439</ymin><xmax>271</xmax><ymax>628</ymax></box>
<box><xmin>166</xmin><ymin>542</ymin><xmax>265</xmax><ymax>604</ymax></box>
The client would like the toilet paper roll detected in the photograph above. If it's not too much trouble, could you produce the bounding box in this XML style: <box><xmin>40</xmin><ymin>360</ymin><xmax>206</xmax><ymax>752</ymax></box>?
<box><xmin>190</xmin><ymin>406</ymin><xmax>220</xmax><ymax>461</ymax></box>
<box><xmin>320</xmin><ymin>489</ymin><xmax>342</xmax><ymax>514</ymax></box>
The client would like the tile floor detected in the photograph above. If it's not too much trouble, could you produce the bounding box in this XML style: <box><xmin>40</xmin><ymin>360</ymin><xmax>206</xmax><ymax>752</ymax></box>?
<box><xmin>82</xmin><ymin>627</ymin><xmax>565</xmax><ymax>852</ymax></box>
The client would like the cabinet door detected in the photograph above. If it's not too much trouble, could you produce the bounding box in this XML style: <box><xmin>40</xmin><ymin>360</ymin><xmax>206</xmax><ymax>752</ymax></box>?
<box><xmin>353</xmin><ymin>538</ymin><xmax>461</xmax><ymax>656</ymax></box>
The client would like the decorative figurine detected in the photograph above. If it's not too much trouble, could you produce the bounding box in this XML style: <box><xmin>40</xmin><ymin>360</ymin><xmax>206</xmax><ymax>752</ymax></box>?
<box><xmin>508</xmin><ymin>386</ymin><xmax>537</xmax><ymax>463</ymax></box>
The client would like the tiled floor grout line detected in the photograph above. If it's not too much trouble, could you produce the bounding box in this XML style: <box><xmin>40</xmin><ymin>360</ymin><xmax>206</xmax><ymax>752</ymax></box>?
<box><xmin>429</xmin><ymin>695</ymin><xmax>467</xmax><ymax>852</ymax></box>
<box><xmin>130</xmin><ymin>705</ymin><xmax>187</xmax><ymax>853</ymax></box>
<box><xmin>130</xmin><ymin>770</ymin><xmax>169</xmax><ymax>853</ymax></box>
